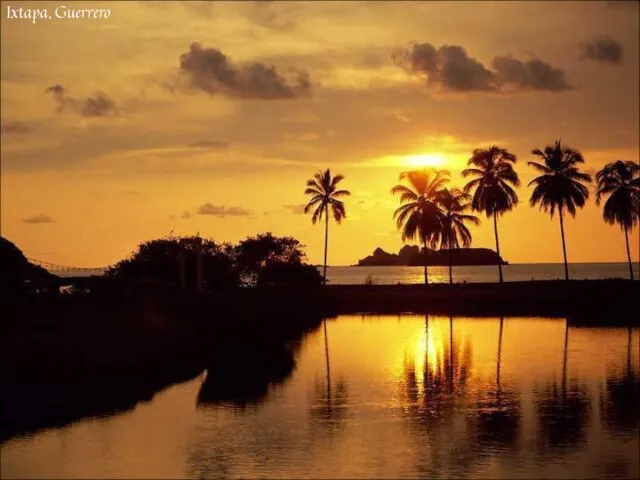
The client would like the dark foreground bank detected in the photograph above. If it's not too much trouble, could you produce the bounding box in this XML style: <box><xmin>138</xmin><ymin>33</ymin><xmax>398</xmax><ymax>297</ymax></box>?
<box><xmin>0</xmin><ymin>282</ymin><xmax>324</xmax><ymax>442</ymax></box>
<box><xmin>324</xmin><ymin>279</ymin><xmax>640</xmax><ymax>324</ymax></box>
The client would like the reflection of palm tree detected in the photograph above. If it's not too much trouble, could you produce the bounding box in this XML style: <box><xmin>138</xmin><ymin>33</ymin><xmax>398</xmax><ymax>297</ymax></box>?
<box><xmin>529</xmin><ymin>141</ymin><xmax>592</xmax><ymax>281</ymax></box>
<box><xmin>535</xmin><ymin>321</ymin><xmax>591</xmax><ymax>451</ymax></box>
<box><xmin>402</xmin><ymin>317</ymin><xmax>477</xmax><ymax>478</ymax></box>
<box><xmin>595</xmin><ymin>161</ymin><xmax>640</xmax><ymax>280</ymax></box>
<box><xmin>600</xmin><ymin>327</ymin><xmax>640</xmax><ymax>435</ymax></box>
<box><xmin>470</xmin><ymin>317</ymin><xmax>521</xmax><ymax>451</ymax></box>
<box><xmin>402</xmin><ymin>316</ymin><xmax>472</xmax><ymax>424</ymax></box>
<box><xmin>391</xmin><ymin>169</ymin><xmax>450</xmax><ymax>285</ymax></box>
<box><xmin>309</xmin><ymin>320</ymin><xmax>349</xmax><ymax>433</ymax></box>
<box><xmin>304</xmin><ymin>169</ymin><xmax>350</xmax><ymax>285</ymax></box>
<box><xmin>462</xmin><ymin>146</ymin><xmax>519</xmax><ymax>283</ymax></box>
<box><xmin>323</xmin><ymin>318</ymin><xmax>331</xmax><ymax>407</ymax></box>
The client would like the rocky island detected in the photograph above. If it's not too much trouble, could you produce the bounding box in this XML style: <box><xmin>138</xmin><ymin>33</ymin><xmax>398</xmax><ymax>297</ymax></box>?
<box><xmin>356</xmin><ymin>245</ymin><xmax>507</xmax><ymax>266</ymax></box>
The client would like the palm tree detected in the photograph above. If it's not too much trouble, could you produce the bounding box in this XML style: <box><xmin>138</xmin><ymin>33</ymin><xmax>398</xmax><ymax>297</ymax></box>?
<box><xmin>595</xmin><ymin>160</ymin><xmax>640</xmax><ymax>280</ymax></box>
<box><xmin>304</xmin><ymin>169</ymin><xmax>350</xmax><ymax>285</ymax></box>
<box><xmin>435</xmin><ymin>188</ymin><xmax>480</xmax><ymax>283</ymax></box>
<box><xmin>391</xmin><ymin>168</ymin><xmax>450</xmax><ymax>285</ymax></box>
<box><xmin>529</xmin><ymin>140</ymin><xmax>592</xmax><ymax>281</ymax></box>
<box><xmin>462</xmin><ymin>146</ymin><xmax>519</xmax><ymax>283</ymax></box>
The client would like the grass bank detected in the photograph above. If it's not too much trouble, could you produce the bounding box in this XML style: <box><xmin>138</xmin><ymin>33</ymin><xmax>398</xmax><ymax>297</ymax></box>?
<box><xmin>322</xmin><ymin>279</ymin><xmax>639</xmax><ymax>325</ymax></box>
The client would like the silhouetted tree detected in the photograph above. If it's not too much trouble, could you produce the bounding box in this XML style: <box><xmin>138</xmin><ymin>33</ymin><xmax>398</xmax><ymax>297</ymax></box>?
<box><xmin>596</xmin><ymin>160</ymin><xmax>640</xmax><ymax>280</ymax></box>
<box><xmin>392</xmin><ymin>168</ymin><xmax>450</xmax><ymax>285</ymax></box>
<box><xmin>434</xmin><ymin>188</ymin><xmax>480</xmax><ymax>283</ymax></box>
<box><xmin>304</xmin><ymin>169</ymin><xmax>350</xmax><ymax>285</ymax></box>
<box><xmin>233</xmin><ymin>233</ymin><xmax>320</xmax><ymax>287</ymax></box>
<box><xmin>106</xmin><ymin>234</ymin><xmax>237</xmax><ymax>288</ymax></box>
<box><xmin>462</xmin><ymin>146</ymin><xmax>519</xmax><ymax>283</ymax></box>
<box><xmin>529</xmin><ymin>140</ymin><xmax>592</xmax><ymax>281</ymax></box>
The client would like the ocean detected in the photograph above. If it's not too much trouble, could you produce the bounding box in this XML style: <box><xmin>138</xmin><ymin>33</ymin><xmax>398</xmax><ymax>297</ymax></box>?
<box><xmin>324</xmin><ymin>263</ymin><xmax>639</xmax><ymax>284</ymax></box>
<box><xmin>52</xmin><ymin>263</ymin><xmax>639</xmax><ymax>284</ymax></box>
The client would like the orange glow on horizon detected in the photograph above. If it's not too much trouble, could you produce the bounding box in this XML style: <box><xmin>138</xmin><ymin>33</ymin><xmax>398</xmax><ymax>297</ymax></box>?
<box><xmin>404</xmin><ymin>153</ymin><xmax>446</xmax><ymax>168</ymax></box>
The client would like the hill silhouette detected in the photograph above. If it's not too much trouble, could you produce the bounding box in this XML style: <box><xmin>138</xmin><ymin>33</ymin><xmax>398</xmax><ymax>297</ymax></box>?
<box><xmin>1</xmin><ymin>237</ymin><xmax>58</xmax><ymax>300</ymax></box>
<box><xmin>356</xmin><ymin>245</ymin><xmax>507</xmax><ymax>266</ymax></box>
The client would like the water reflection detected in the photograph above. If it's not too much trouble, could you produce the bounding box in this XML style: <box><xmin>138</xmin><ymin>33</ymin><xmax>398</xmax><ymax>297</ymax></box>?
<box><xmin>2</xmin><ymin>317</ymin><xmax>638</xmax><ymax>479</ymax></box>
<box><xmin>197</xmin><ymin>341</ymin><xmax>298</xmax><ymax>409</ymax></box>
<box><xmin>600</xmin><ymin>327</ymin><xmax>640</xmax><ymax>436</ymax></box>
<box><xmin>308</xmin><ymin>319</ymin><xmax>349</xmax><ymax>433</ymax></box>
<box><xmin>535</xmin><ymin>323</ymin><xmax>591</xmax><ymax>452</ymax></box>
<box><xmin>402</xmin><ymin>316</ymin><xmax>472</xmax><ymax>425</ymax></box>
<box><xmin>401</xmin><ymin>316</ymin><xmax>481</xmax><ymax>478</ymax></box>
<box><xmin>469</xmin><ymin>317</ymin><xmax>521</xmax><ymax>453</ymax></box>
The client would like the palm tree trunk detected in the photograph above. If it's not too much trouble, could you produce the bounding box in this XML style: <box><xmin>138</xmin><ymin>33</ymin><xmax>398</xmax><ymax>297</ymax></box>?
<box><xmin>624</xmin><ymin>227</ymin><xmax>634</xmax><ymax>281</ymax></box>
<box><xmin>493</xmin><ymin>213</ymin><xmax>504</xmax><ymax>283</ymax></box>
<box><xmin>559</xmin><ymin>207</ymin><xmax>569</xmax><ymax>281</ymax></box>
<box><xmin>323</xmin><ymin>204</ymin><xmax>329</xmax><ymax>286</ymax></box>
<box><xmin>448</xmin><ymin>246</ymin><xmax>453</xmax><ymax>284</ymax></box>
<box><xmin>423</xmin><ymin>238</ymin><xmax>429</xmax><ymax>286</ymax></box>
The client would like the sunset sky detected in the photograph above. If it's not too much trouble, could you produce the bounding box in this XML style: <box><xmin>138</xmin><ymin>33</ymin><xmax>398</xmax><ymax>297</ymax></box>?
<box><xmin>1</xmin><ymin>0</ymin><xmax>638</xmax><ymax>267</ymax></box>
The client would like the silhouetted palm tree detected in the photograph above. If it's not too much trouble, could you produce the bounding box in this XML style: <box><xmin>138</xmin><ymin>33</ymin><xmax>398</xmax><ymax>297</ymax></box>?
<box><xmin>596</xmin><ymin>160</ymin><xmax>640</xmax><ymax>280</ymax></box>
<box><xmin>304</xmin><ymin>169</ymin><xmax>350</xmax><ymax>285</ymax></box>
<box><xmin>462</xmin><ymin>146</ymin><xmax>519</xmax><ymax>283</ymax></box>
<box><xmin>392</xmin><ymin>168</ymin><xmax>450</xmax><ymax>285</ymax></box>
<box><xmin>529</xmin><ymin>140</ymin><xmax>592</xmax><ymax>281</ymax></box>
<box><xmin>435</xmin><ymin>188</ymin><xmax>480</xmax><ymax>283</ymax></box>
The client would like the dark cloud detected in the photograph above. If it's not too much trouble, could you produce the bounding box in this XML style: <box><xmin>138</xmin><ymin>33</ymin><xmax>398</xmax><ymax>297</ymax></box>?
<box><xmin>283</xmin><ymin>204</ymin><xmax>306</xmax><ymax>214</ymax></box>
<box><xmin>580</xmin><ymin>36</ymin><xmax>623</xmax><ymax>64</ymax></box>
<box><xmin>181</xmin><ymin>210</ymin><xmax>193</xmax><ymax>219</ymax></box>
<box><xmin>605</xmin><ymin>0</ymin><xmax>639</xmax><ymax>8</ymax></box>
<box><xmin>247</xmin><ymin>1</ymin><xmax>299</xmax><ymax>32</ymax></box>
<box><xmin>492</xmin><ymin>55</ymin><xmax>573</xmax><ymax>91</ymax></box>
<box><xmin>394</xmin><ymin>42</ymin><xmax>572</xmax><ymax>93</ymax></box>
<box><xmin>189</xmin><ymin>139</ymin><xmax>230</xmax><ymax>149</ymax></box>
<box><xmin>23</xmin><ymin>214</ymin><xmax>55</xmax><ymax>224</ymax></box>
<box><xmin>1</xmin><ymin>120</ymin><xmax>31</xmax><ymax>133</ymax></box>
<box><xmin>393</xmin><ymin>42</ymin><xmax>496</xmax><ymax>92</ymax></box>
<box><xmin>175</xmin><ymin>42</ymin><xmax>312</xmax><ymax>99</ymax></box>
<box><xmin>196</xmin><ymin>202</ymin><xmax>252</xmax><ymax>217</ymax></box>
<box><xmin>124</xmin><ymin>190</ymin><xmax>139</xmax><ymax>195</ymax></box>
<box><xmin>45</xmin><ymin>84</ymin><xmax>119</xmax><ymax>117</ymax></box>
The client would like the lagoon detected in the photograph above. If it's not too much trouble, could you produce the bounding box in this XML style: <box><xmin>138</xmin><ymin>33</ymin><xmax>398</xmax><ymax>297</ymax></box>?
<box><xmin>2</xmin><ymin>315</ymin><xmax>638</xmax><ymax>479</ymax></box>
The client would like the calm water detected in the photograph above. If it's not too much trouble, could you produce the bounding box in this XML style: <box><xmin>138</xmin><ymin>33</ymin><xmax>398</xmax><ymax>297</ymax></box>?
<box><xmin>53</xmin><ymin>262</ymin><xmax>639</xmax><ymax>284</ymax></box>
<box><xmin>326</xmin><ymin>263</ymin><xmax>640</xmax><ymax>285</ymax></box>
<box><xmin>2</xmin><ymin>316</ymin><xmax>638</xmax><ymax>479</ymax></box>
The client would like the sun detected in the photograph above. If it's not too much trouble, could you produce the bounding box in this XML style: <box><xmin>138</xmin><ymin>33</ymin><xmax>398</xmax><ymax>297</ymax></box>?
<box><xmin>404</xmin><ymin>153</ymin><xmax>446</xmax><ymax>168</ymax></box>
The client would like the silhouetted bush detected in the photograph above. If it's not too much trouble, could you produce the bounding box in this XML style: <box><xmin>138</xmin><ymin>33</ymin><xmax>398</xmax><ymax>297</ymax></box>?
<box><xmin>260</xmin><ymin>261</ymin><xmax>323</xmax><ymax>287</ymax></box>
<box><xmin>105</xmin><ymin>232</ymin><xmax>322</xmax><ymax>289</ymax></box>
<box><xmin>106</xmin><ymin>235</ymin><xmax>237</xmax><ymax>289</ymax></box>
<box><xmin>233</xmin><ymin>233</ymin><xmax>314</xmax><ymax>287</ymax></box>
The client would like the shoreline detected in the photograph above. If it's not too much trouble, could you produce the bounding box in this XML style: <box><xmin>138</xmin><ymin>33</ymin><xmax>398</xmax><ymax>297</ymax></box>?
<box><xmin>323</xmin><ymin>279</ymin><xmax>639</xmax><ymax>324</ymax></box>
